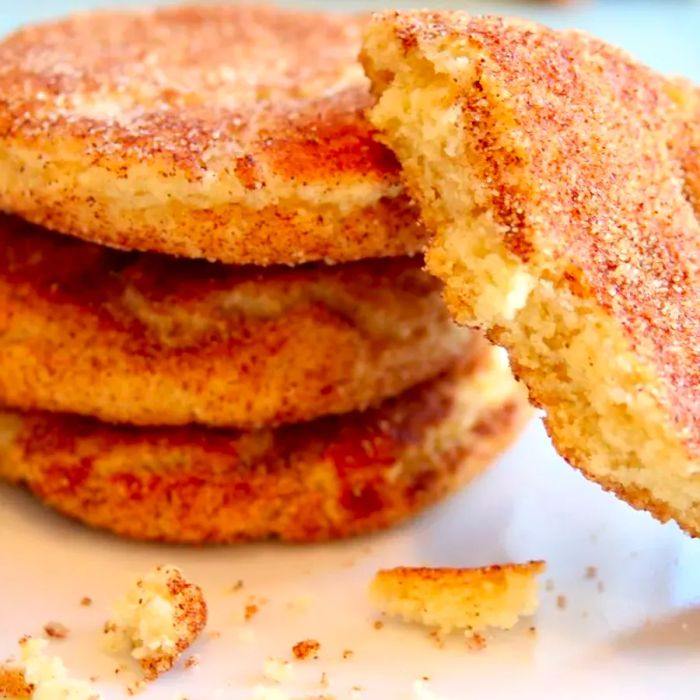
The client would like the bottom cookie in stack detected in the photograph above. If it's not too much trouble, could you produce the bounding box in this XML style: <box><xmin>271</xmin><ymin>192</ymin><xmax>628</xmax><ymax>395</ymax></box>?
<box><xmin>0</xmin><ymin>340</ymin><xmax>529</xmax><ymax>543</ymax></box>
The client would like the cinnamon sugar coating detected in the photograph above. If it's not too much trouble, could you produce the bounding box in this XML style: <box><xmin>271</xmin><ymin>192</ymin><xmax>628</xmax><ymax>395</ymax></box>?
<box><xmin>0</xmin><ymin>347</ymin><xmax>530</xmax><ymax>543</ymax></box>
<box><xmin>362</xmin><ymin>11</ymin><xmax>700</xmax><ymax>533</ymax></box>
<box><xmin>0</xmin><ymin>5</ymin><xmax>423</xmax><ymax>264</ymax></box>
<box><xmin>0</xmin><ymin>214</ymin><xmax>468</xmax><ymax>428</ymax></box>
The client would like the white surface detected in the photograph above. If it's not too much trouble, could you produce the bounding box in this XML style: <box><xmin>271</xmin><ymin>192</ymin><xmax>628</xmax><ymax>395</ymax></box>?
<box><xmin>3</xmin><ymin>420</ymin><xmax>700</xmax><ymax>700</ymax></box>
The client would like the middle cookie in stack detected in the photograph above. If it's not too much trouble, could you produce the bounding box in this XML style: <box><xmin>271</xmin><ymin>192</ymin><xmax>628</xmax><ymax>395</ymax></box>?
<box><xmin>0</xmin><ymin>5</ymin><xmax>530</xmax><ymax>543</ymax></box>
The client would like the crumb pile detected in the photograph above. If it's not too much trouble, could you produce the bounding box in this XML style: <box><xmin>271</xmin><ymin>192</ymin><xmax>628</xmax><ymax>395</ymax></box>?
<box><xmin>2</xmin><ymin>637</ymin><xmax>101</xmax><ymax>700</ymax></box>
<box><xmin>103</xmin><ymin>565</ymin><xmax>207</xmax><ymax>681</ymax></box>
<box><xmin>0</xmin><ymin>4</ymin><xmax>531</xmax><ymax>545</ymax></box>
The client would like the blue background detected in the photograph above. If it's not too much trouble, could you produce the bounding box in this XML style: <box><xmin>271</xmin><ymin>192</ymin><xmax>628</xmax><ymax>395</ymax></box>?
<box><xmin>1</xmin><ymin>1</ymin><xmax>699</xmax><ymax>81</ymax></box>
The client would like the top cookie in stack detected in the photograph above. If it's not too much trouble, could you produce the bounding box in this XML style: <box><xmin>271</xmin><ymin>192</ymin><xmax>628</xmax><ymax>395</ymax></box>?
<box><xmin>0</xmin><ymin>5</ymin><xmax>424</xmax><ymax>265</ymax></box>
<box><xmin>0</xmin><ymin>6</ymin><xmax>530</xmax><ymax>543</ymax></box>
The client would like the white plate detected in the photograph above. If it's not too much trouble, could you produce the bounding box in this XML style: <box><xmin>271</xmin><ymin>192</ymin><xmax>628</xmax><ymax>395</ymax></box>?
<box><xmin>1</xmin><ymin>2</ymin><xmax>699</xmax><ymax>699</ymax></box>
<box><xmin>3</xmin><ymin>420</ymin><xmax>700</xmax><ymax>700</ymax></box>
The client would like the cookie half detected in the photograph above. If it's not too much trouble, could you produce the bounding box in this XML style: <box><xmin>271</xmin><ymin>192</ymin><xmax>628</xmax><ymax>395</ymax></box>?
<box><xmin>362</xmin><ymin>12</ymin><xmax>700</xmax><ymax>534</ymax></box>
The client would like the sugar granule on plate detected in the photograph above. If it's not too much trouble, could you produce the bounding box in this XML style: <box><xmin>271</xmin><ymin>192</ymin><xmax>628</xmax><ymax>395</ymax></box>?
<box><xmin>127</xmin><ymin>679</ymin><xmax>146</xmax><ymax>696</ymax></box>
<box><xmin>184</xmin><ymin>655</ymin><xmax>200</xmax><ymax>670</ymax></box>
<box><xmin>43</xmin><ymin>622</ymin><xmax>69</xmax><ymax>640</ymax></box>
<box><xmin>245</xmin><ymin>604</ymin><xmax>259</xmax><ymax>621</ymax></box>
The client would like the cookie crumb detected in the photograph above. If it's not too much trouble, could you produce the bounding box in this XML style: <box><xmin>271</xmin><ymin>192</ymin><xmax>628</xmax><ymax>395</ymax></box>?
<box><xmin>80</xmin><ymin>597</ymin><xmax>93</xmax><ymax>607</ymax></box>
<box><xmin>0</xmin><ymin>667</ymin><xmax>32</xmax><ymax>698</ymax></box>
<box><xmin>44</xmin><ymin>621</ymin><xmax>69</xmax><ymax>639</ymax></box>
<box><xmin>231</xmin><ymin>580</ymin><xmax>244</xmax><ymax>592</ymax></box>
<box><xmin>127</xmin><ymin>679</ymin><xmax>146</xmax><ymax>695</ymax></box>
<box><xmin>342</xmin><ymin>649</ymin><xmax>354</xmax><ymax>660</ymax></box>
<box><xmin>428</xmin><ymin>629</ymin><xmax>445</xmax><ymax>649</ymax></box>
<box><xmin>556</xmin><ymin>594</ymin><xmax>567</xmax><ymax>610</ymax></box>
<box><xmin>245</xmin><ymin>604</ymin><xmax>259</xmax><ymax>621</ymax></box>
<box><xmin>371</xmin><ymin>562</ymin><xmax>545</xmax><ymax>634</ymax></box>
<box><xmin>529</xmin><ymin>626</ymin><xmax>537</xmax><ymax>635</ymax></box>
<box><xmin>466</xmin><ymin>632</ymin><xmax>487</xmax><ymax>651</ymax></box>
<box><xmin>320</xmin><ymin>671</ymin><xmax>329</xmax><ymax>689</ymax></box>
<box><xmin>373</xmin><ymin>620</ymin><xmax>384</xmax><ymax>630</ymax></box>
<box><xmin>209</xmin><ymin>630</ymin><xmax>222</xmax><ymax>640</ymax></box>
<box><xmin>584</xmin><ymin>566</ymin><xmax>598</xmax><ymax>579</ymax></box>
<box><xmin>292</xmin><ymin>639</ymin><xmax>320</xmax><ymax>660</ymax></box>
<box><xmin>184</xmin><ymin>654</ymin><xmax>200</xmax><ymax>670</ymax></box>
<box><xmin>103</xmin><ymin>564</ymin><xmax>207</xmax><ymax>681</ymax></box>
<box><xmin>11</xmin><ymin>638</ymin><xmax>100</xmax><ymax>699</ymax></box>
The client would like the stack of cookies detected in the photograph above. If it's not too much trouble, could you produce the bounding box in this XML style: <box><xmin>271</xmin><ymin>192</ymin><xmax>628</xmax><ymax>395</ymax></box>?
<box><xmin>0</xmin><ymin>6</ymin><xmax>529</xmax><ymax>543</ymax></box>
